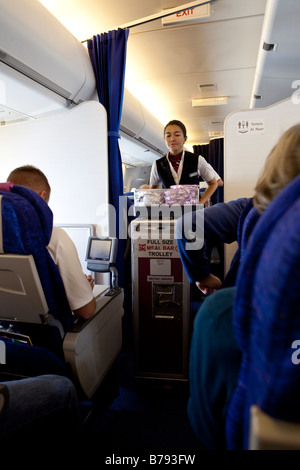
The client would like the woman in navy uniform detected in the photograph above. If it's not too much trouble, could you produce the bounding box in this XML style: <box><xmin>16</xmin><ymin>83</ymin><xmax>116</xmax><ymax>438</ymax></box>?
<box><xmin>149</xmin><ymin>120</ymin><xmax>220</xmax><ymax>204</ymax></box>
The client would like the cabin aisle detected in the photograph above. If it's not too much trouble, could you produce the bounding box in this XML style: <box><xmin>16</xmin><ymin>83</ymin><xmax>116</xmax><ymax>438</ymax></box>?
<box><xmin>80</xmin><ymin>343</ymin><xmax>205</xmax><ymax>458</ymax></box>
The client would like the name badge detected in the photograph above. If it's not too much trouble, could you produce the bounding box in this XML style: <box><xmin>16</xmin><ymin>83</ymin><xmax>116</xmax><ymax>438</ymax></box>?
<box><xmin>189</xmin><ymin>172</ymin><xmax>198</xmax><ymax>177</ymax></box>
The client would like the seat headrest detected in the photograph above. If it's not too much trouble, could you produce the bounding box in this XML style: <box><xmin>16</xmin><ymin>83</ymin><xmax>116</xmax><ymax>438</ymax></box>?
<box><xmin>234</xmin><ymin>173</ymin><xmax>300</xmax><ymax>350</ymax></box>
<box><xmin>0</xmin><ymin>183</ymin><xmax>53</xmax><ymax>252</ymax></box>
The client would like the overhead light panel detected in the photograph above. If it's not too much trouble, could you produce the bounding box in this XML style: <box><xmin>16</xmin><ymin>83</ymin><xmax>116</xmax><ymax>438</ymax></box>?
<box><xmin>192</xmin><ymin>96</ymin><xmax>228</xmax><ymax>107</ymax></box>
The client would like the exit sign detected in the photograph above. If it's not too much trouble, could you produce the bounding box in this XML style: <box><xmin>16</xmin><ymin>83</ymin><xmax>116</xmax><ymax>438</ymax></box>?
<box><xmin>162</xmin><ymin>4</ymin><xmax>210</xmax><ymax>26</ymax></box>
<box><xmin>209</xmin><ymin>131</ymin><xmax>224</xmax><ymax>137</ymax></box>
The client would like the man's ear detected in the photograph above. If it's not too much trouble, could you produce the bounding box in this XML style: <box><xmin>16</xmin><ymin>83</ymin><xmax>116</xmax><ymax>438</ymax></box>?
<box><xmin>38</xmin><ymin>190</ymin><xmax>48</xmax><ymax>202</ymax></box>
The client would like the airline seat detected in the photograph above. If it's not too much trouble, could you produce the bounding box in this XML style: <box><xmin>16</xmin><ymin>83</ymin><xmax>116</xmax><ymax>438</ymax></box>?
<box><xmin>225</xmin><ymin>174</ymin><xmax>300</xmax><ymax>449</ymax></box>
<box><xmin>0</xmin><ymin>183</ymin><xmax>124</xmax><ymax>399</ymax></box>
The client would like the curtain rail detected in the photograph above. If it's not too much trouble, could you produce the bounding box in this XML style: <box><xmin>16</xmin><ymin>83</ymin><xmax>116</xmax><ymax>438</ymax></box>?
<box><xmin>81</xmin><ymin>0</ymin><xmax>216</xmax><ymax>43</ymax></box>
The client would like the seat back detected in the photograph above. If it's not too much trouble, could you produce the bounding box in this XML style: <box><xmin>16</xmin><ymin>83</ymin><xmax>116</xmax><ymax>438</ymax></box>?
<box><xmin>0</xmin><ymin>183</ymin><xmax>73</xmax><ymax>358</ymax></box>
<box><xmin>226</xmin><ymin>174</ymin><xmax>300</xmax><ymax>449</ymax></box>
<box><xmin>0</xmin><ymin>253</ymin><xmax>65</xmax><ymax>338</ymax></box>
<box><xmin>0</xmin><ymin>253</ymin><xmax>49</xmax><ymax>322</ymax></box>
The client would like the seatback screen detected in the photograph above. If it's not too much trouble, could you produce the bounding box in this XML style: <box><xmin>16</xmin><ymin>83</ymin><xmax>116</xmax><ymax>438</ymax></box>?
<box><xmin>88</xmin><ymin>239</ymin><xmax>111</xmax><ymax>261</ymax></box>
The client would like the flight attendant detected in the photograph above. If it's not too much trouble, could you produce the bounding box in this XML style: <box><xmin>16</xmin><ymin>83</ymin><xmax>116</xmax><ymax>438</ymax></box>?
<box><xmin>149</xmin><ymin>120</ymin><xmax>219</xmax><ymax>204</ymax></box>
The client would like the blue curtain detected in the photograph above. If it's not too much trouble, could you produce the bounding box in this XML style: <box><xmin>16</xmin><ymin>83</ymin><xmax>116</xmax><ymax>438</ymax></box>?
<box><xmin>194</xmin><ymin>143</ymin><xmax>209</xmax><ymax>161</ymax></box>
<box><xmin>87</xmin><ymin>28</ymin><xmax>129</xmax><ymax>287</ymax></box>
<box><xmin>193</xmin><ymin>138</ymin><xmax>224</xmax><ymax>204</ymax></box>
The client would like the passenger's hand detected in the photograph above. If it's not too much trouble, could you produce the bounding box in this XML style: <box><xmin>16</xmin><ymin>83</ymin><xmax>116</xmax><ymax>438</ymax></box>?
<box><xmin>85</xmin><ymin>275</ymin><xmax>95</xmax><ymax>290</ymax></box>
<box><xmin>195</xmin><ymin>274</ymin><xmax>222</xmax><ymax>295</ymax></box>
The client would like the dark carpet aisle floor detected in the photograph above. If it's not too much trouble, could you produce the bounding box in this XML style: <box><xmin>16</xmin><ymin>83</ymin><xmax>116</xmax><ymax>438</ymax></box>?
<box><xmin>80</xmin><ymin>343</ymin><xmax>204</xmax><ymax>458</ymax></box>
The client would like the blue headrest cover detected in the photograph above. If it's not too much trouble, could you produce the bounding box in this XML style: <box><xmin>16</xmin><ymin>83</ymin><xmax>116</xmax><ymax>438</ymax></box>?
<box><xmin>0</xmin><ymin>184</ymin><xmax>73</xmax><ymax>331</ymax></box>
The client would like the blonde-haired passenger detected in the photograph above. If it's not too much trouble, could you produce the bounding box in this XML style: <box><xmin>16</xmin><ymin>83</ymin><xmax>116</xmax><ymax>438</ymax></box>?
<box><xmin>178</xmin><ymin>124</ymin><xmax>300</xmax><ymax>450</ymax></box>
<box><xmin>253</xmin><ymin>123</ymin><xmax>300</xmax><ymax>213</ymax></box>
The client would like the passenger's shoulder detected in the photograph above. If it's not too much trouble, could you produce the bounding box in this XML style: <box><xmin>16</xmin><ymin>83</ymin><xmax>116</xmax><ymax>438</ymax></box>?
<box><xmin>51</xmin><ymin>226</ymin><xmax>74</xmax><ymax>245</ymax></box>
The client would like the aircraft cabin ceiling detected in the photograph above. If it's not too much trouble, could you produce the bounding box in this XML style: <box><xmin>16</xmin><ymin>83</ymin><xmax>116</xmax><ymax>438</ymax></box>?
<box><xmin>36</xmin><ymin>0</ymin><xmax>300</xmax><ymax>153</ymax></box>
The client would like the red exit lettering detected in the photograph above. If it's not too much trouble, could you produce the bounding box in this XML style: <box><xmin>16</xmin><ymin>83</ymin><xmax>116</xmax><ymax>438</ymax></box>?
<box><xmin>176</xmin><ymin>8</ymin><xmax>195</xmax><ymax>17</ymax></box>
